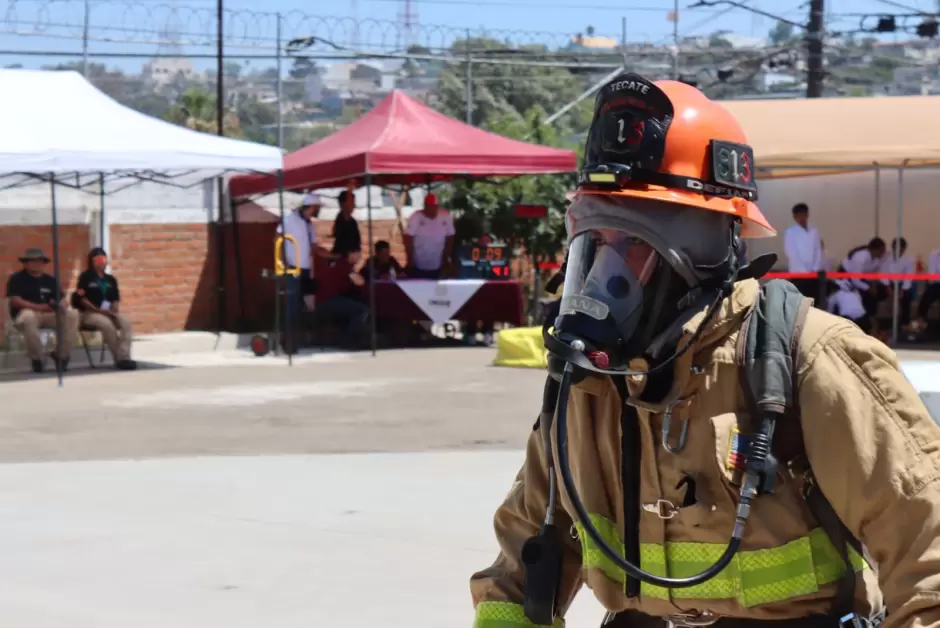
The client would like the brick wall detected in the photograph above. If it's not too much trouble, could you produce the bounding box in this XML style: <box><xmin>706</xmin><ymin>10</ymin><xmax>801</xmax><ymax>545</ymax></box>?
<box><xmin>109</xmin><ymin>223</ymin><xmax>216</xmax><ymax>334</ymax></box>
<box><xmin>1</xmin><ymin>218</ymin><xmax>409</xmax><ymax>338</ymax></box>
<box><xmin>0</xmin><ymin>224</ymin><xmax>90</xmax><ymax>338</ymax></box>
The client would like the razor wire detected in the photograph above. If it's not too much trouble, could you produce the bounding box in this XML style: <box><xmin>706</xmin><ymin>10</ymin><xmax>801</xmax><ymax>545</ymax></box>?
<box><xmin>0</xmin><ymin>0</ymin><xmax>600</xmax><ymax>53</ymax></box>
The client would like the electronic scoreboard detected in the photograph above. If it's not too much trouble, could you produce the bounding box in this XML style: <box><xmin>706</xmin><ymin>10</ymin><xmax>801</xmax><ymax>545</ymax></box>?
<box><xmin>455</xmin><ymin>244</ymin><xmax>511</xmax><ymax>280</ymax></box>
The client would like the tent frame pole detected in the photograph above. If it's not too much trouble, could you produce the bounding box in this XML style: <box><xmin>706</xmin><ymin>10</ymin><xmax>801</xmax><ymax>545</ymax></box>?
<box><xmin>98</xmin><ymin>173</ymin><xmax>106</xmax><ymax>251</ymax></box>
<box><xmin>366</xmin><ymin>174</ymin><xmax>377</xmax><ymax>356</ymax></box>
<box><xmin>891</xmin><ymin>163</ymin><xmax>907</xmax><ymax>346</ymax></box>
<box><xmin>275</xmin><ymin>169</ymin><xmax>291</xmax><ymax>366</ymax></box>
<box><xmin>50</xmin><ymin>175</ymin><xmax>64</xmax><ymax>387</ymax></box>
<box><xmin>230</xmin><ymin>183</ymin><xmax>247</xmax><ymax>329</ymax></box>
<box><xmin>873</xmin><ymin>164</ymin><xmax>880</xmax><ymax>237</ymax></box>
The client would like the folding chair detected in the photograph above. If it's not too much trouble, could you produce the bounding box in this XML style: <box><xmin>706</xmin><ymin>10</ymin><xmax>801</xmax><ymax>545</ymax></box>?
<box><xmin>78</xmin><ymin>323</ymin><xmax>108</xmax><ymax>368</ymax></box>
<box><xmin>3</xmin><ymin>300</ymin><xmax>56</xmax><ymax>369</ymax></box>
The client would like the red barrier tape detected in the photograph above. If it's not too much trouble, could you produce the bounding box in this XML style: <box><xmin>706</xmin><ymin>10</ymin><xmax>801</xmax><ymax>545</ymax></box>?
<box><xmin>535</xmin><ymin>268</ymin><xmax>940</xmax><ymax>280</ymax></box>
<box><xmin>534</xmin><ymin>265</ymin><xmax>940</xmax><ymax>280</ymax></box>
<box><xmin>766</xmin><ymin>272</ymin><xmax>940</xmax><ymax>281</ymax></box>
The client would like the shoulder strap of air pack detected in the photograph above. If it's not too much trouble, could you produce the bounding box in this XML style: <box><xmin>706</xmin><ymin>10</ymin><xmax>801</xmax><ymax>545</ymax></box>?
<box><xmin>736</xmin><ymin>279</ymin><xmax>863</xmax><ymax>619</ymax></box>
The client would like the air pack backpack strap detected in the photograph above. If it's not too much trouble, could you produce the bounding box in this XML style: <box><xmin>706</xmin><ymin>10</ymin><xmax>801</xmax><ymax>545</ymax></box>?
<box><xmin>736</xmin><ymin>279</ymin><xmax>863</xmax><ymax>619</ymax></box>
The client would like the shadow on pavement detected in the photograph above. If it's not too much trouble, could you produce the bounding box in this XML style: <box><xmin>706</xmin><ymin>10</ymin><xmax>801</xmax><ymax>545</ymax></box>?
<box><xmin>0</xmin><ymin>360</ymin><xmax>176</xmax><ymax>384</ymax></box>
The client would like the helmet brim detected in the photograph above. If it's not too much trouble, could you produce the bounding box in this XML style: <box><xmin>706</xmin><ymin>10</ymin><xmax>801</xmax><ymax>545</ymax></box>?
<box><xmin>574</xmin><ymin>186</ymin><xmax>776</xmax><ymax>239</ymax></box>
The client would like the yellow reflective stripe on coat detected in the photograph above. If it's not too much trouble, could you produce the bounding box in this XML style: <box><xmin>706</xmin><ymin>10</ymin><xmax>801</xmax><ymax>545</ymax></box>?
<box><xmin>473</xmin><ymin>601</ymin><xmax>565</xmax><ymax>628</ymax></box>
<box><xmin>575</xmin><ymin>514</ymin><xmax>866</xmax><ymax>608</ymax></box>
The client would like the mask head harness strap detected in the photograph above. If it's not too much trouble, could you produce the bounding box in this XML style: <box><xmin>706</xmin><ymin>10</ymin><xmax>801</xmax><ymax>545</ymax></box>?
<box><xmin>580</xmin><ymin>73</ymin><xmax>759</xmax><ymax>204</ymax></box>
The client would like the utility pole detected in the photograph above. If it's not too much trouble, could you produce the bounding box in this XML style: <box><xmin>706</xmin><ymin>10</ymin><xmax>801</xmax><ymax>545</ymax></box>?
<box><xmin>806</xmin><ymin>0</ymin><xmax>825</xmax><ymax>98</ymax></box>
<box><xmin>81</xmin><ymin>0</ymin><xmax>89</xmax><ymax>76</ymax></box>
<box><xmin>465</xmin><ymin>28</ymin><xmax>472</xmax><ymax>124</ymax></box>
<box><xmin>621</xmin><ymin>16</ymin><xmax>628</xmax><ymax>68</ymax></box>
<box><xmin>276</xmin><ymin>12</ymin><xmax>283</xmax><ymax>148</ymax></box>
<box><xmin>672</xmin><ymin>0</ymin><xmax>680</xmax><ymax>79</ymax></box>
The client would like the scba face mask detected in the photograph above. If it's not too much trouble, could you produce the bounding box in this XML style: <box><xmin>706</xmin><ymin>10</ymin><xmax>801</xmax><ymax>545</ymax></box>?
<box><xmin>557</xmin><ymin>228</ymin><xmax>663</xmax><ymax>370</ymax></box>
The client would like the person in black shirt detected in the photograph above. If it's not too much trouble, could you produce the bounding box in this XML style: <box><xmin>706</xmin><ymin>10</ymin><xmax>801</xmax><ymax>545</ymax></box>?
<box><xmin>5</xmin><ymin>247</ymin><xmax>79</xmax><ymax>373</ymax></box>
<box><xmin>332</xmin><ymin>190</ymin><xmax>362</xmax><ymax>261</ymax></box>
<box><xmin>361</xmin><ymin>240</ymin><xmax>406</xmax><ymax>282</ymax></box>
<box><xmin>71</xmin><ymin>247</ymin><xmax>136</xmax><ymax>370</ymax></box>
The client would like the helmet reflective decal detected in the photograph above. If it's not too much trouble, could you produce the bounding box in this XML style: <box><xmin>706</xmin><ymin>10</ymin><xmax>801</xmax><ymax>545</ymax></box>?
<box><xmin>585</xmin><ymin>72</ymin><xmax>674</xmax><ymax>173</ymax></box>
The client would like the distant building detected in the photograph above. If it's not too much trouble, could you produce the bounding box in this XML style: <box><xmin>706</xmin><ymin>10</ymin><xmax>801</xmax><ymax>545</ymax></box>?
<box><xmin>718</xmin><ymin>33</ymin><xmax>768</xmax><ymax>49</ymax></box>
<box><xmin>304</xmin><ymin>72</ymin><xmax>324</xmax><ymax>103</ymax></box>
<box><xmin>143</xmin><ymin>58</ymin><xmax>194</xmax><ymax>86</ymax></box>
<box><xmin>564</xmin><ymin>34</ymin><xmax>618</xmax><ymax>53</ymax></box>
<box><xmin>890</xmin><ymin>65</ymin><xmax>940</xmax><ymax>95</ymax></box>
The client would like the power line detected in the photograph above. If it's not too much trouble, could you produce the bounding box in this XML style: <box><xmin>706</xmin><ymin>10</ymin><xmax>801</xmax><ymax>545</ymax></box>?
<box><xmin>874</xmin><ymin>0</ymin><xmax>932</xmax><ymax>14</ymax></box>
<box><xmin>364</xmin><ymin>0</ymin><xmax>714</xmax><ymax>9</ymax></box>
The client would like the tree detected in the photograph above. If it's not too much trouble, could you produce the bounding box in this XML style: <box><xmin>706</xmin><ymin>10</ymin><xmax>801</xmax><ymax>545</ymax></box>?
<box><xmin>436</xmin><ymin>37</ymin><xmax>584</xmax><ymax>127</ymax></box>
<box><xmin>768</xmin><ymin>21</ymin><xmax>795</xmax><ymax>45</ymax></box>
<box><xmin>403</xmin><ymin>44</ymin><xmax>434</xmax><ymax>77</ymax></box>
<box><xmin>708</xmin><ymin>32</ymin><xmax>734</xmax><ymax>48</ymax></box>
<box><xmin>440</xmin><ymin>106</ymin><xmax>577</xmax><ymax>266</ymax></box>
<box><xmin>288</xmin><ymin>57</ymin><xmax>319</xmax><ymax>81</ymax></box>
<box><xmin>236</xmin><ymin>96</ymin><xmax>278</xmax><ymax>144</ymax></box>
<box><xmin>164</xmin><ymin>87</ymin><xmax>242</xmax><ymax>137</ymax></box>
<box><xmin>224</xmin><ymin>61</ymin><xmax>244</xmax><ymax>83</ymax></box>
<box><xmin>285</xmin><ymin>57</ymin><xmax>320</xmax><ymax>102</ymax></box>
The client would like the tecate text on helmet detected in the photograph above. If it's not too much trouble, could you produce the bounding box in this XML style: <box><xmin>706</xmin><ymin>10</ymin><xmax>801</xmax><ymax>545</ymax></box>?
<box><xmin>609</xmin><ymin>80</ymin><xmax>650</xmax><ymax>94</ymax></box>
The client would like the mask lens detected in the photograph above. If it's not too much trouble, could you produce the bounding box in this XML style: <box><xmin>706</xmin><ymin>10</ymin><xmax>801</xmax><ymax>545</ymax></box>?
<box><xmin>558</xmin><ymin>229</ymin><xmax>663</xmax><ymax>354</ymax></box>
<box><xmin>590</xmin><ymin>229</ymin><xmax>657</xmax><ymax>284</ymax></box>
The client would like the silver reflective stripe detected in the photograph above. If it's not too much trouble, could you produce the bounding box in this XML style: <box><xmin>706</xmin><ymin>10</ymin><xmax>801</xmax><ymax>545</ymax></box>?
<box><xmin>559</xmin><ymin>295</ymin><xmax>610</xmax><ymax>320</ymax></box>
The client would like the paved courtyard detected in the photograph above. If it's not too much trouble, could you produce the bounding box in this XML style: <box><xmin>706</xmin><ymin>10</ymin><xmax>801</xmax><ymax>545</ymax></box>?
<box><xmin>0</xmin><ymin>344</ymin><xmax>936</xmax><ymax>627</ymax></box>
<box><xmin>0</xmin><ymin>348</ymin><xmax>544</xmax><ymax>463</ymax></box>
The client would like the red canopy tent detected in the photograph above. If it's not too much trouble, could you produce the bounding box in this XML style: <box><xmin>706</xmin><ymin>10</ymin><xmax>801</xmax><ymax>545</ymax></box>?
<box><xmin>231</xmin><ymin>89</ymin><xmax>577</xmax><ymax>360</ymax></box>
<box><xmin>228</xmin><ymin>89</ymin><xmax>578</xmax><ymax>197</ymax></box>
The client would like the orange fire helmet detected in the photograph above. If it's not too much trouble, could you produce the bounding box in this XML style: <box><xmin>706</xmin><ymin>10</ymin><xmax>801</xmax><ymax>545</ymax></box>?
<box><xmin>574</xmin><ymin>74</ymin><xmax>774</xmax><ymax>239</ymax></box>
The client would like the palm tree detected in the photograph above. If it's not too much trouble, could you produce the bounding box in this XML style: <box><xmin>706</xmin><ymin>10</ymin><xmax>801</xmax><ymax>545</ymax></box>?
<box><xmin>165</xmin><ymin>87</ymin><xmax>242</xmax><ymax>137</ymax></box>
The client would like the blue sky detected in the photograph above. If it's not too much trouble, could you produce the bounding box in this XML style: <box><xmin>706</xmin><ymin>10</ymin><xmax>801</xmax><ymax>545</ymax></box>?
<box><xmin>0</xmin><ymin>0</ymin><xmax>937</xmax><ymax>74</ymax></box>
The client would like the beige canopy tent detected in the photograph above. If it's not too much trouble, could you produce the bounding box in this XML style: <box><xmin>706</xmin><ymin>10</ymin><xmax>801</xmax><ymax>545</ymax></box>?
<box><xmin>722</xmin><ymin>95</ymin><xmax>940</xmax><ymax>178</ymax></box>
<box><xmin>721</xmin><ymin>94</ymin><xmax>940</xmax><ymax>343</ymax></box>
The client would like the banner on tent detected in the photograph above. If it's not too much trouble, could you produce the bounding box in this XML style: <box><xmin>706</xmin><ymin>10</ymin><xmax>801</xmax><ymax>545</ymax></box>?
<box><xmin>396</xmin><ymin>280</ymin><xmax>486</xmax><ymax>324</ymax></box>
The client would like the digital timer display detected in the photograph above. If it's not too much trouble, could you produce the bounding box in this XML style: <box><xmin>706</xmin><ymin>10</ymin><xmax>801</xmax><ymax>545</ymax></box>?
<box><xmin>456</xmin><ymin>245</ymin><xmax>511</xmax><ymax>280</ymax></box>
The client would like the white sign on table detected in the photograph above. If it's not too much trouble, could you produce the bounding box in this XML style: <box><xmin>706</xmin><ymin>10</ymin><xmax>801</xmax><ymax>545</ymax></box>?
<box><xmin>396</xmin><ymin>280</ymin><xmax>487</xmax><ymax>324</ymax></box>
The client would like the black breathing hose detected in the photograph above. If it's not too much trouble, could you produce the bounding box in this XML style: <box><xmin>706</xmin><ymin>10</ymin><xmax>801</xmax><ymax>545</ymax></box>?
<box><xmin>554</xmin><ymin>362</ymin><xmax>762</xmax><ymax>588</ymax></box>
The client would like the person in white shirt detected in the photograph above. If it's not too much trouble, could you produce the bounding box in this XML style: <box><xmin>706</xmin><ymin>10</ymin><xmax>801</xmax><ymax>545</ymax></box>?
<box><xmin>881</xmin><ymin>237</ymin><xmax>915</xmax><ymax>327</ymax></box>
<box><xmin>783</xmin><ymin>203</ymin><xmax>823</xmax><ymax>299</ymax></box>
<box><xmin>915</xmin><ymin>248</ymin><xmax>940</xmax><ymax>334</ymax></box>
<box><xmin>276</xmin><ymin>193</ymin><xmax>332</xmax><ymax>352</ymax></box>
<box><xmin>826</xmin><ymin>279</ymin><xmax>870</xmax><ymax>333</ymax></box>
<box><xmin>404</xmin><ymin>193</ymin><xmax>456</xmax><ymax>279</ymax></box>
<box><xmin>840</xmin><ymin>237</ymin><xmax>888</xmax><ymax>329</ymax></box>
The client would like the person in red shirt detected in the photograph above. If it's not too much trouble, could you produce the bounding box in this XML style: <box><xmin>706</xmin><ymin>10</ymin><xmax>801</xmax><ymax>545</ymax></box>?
<box><xmin>315</xmin><ymin>256</ymin><xmax>370</xmax><ymax>349</ymax></box>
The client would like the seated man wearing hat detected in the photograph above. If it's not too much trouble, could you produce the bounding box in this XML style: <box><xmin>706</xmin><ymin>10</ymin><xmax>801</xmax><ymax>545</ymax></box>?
<box><xmin>404</xmin><ymin>193</ymin><xmax>455</xmax><ymax>279</ymax></box>
<box><xmin>5</xmin><ymin>248</ymin><xmax>79</xmax><ymax>373</ymax></box>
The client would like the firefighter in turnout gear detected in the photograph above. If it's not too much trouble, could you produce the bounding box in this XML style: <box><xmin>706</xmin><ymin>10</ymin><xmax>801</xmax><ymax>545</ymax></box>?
<box><xmin>470</xmin><ymin>74</ymin><xmax>940</xmax><ymax>628</ymax></box>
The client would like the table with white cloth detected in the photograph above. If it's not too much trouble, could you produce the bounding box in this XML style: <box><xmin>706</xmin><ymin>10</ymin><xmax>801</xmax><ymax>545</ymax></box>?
<box><xmin>367</xmin><ymin>279</ymin><xmax>525</xmax><ymax>326</ymax></box>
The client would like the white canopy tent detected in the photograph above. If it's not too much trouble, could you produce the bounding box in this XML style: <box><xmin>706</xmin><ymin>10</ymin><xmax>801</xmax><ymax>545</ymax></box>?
<box><xmin>0</xmin><ymin>69</ymin><xmax>282</xmax><ymax>175</ymax></box>
<box><xmin>0</xmin><ymin>69</ymin><xmax>284</xmax><ymax>384</ymax></box>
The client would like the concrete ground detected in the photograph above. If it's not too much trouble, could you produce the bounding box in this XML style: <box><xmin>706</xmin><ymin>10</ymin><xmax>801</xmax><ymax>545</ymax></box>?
<box><xmin>0</xmin><ymin>341</ymin><xmax>937</xmax><ymax>627</ymax></box>
<box><xmin>0</xmin><ymin>347</ymin><xmax>544</xmax><ymax>463</ymax></box>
